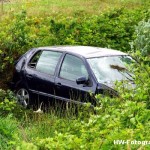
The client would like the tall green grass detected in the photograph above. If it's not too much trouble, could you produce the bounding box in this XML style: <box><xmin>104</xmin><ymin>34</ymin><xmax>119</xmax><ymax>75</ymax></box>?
<box><xmin>0</xmin><ymin>0</ymin><xmax>148</xmax><ymax>17</ymax></box>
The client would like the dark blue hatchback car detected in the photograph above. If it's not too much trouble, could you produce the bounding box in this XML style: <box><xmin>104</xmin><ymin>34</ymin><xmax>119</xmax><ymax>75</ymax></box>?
<box><xmin>11</xmin><ymin>46</ymin><xmax>132</xmax><ymax>108</ymax></box>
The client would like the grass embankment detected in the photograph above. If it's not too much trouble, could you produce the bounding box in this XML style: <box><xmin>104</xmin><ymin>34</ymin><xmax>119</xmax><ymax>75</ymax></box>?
<box><xmin>0</xmin><ymin>0</ymin><xmax>150</xmax><ymax>149</ymax></box>
<box><xmin>0</xmin><ymin>0</ymin><xmax>147</xmax><ymax>17</ymax></box>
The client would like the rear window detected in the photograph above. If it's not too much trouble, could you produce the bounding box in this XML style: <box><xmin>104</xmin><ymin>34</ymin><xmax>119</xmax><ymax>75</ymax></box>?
<box><xmin>29</xmin><ymin>50</ymin><xmax>62</xmax><ymax>75</ymax></box>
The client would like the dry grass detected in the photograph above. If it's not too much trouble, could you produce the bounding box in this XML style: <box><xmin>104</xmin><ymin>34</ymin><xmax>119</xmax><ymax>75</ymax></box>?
<box><xmin>0</xmin><ymin>0</ymin><xmax>145</xmax><ymax>17</ymax></box>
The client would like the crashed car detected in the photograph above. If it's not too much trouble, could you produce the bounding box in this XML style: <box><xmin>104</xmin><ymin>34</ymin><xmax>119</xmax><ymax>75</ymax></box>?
<box><xmin>10</xmin><ymin>46</ymin><xmax>133</xmax><ymax>108</ymax></box>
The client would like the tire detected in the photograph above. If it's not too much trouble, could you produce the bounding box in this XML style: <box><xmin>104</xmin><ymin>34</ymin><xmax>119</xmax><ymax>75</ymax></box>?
<box><xmin>16</xmin><ymin>88</ymin><xmax>30</xmax><ymax>108</ymax></box>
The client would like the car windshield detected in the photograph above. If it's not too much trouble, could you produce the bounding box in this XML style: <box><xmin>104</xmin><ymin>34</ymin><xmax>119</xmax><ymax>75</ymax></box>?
<box><xmin>87</xmin><ymin>55</ymin><xmax>133</xmax><ymax>83</ymax></box>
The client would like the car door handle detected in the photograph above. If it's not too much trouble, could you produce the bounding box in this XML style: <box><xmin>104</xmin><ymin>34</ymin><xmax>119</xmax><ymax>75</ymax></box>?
<box><xmin>26</xmin><ymin>74</ymin><xmax>33</xmax><ymax>79</ymax></box>
<box><xmin>55</xmin><ymin>82</ymin><xmax>62</xmax><ymax>87</ymax></box>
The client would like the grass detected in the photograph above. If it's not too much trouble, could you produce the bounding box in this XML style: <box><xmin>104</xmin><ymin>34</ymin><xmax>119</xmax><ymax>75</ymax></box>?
<box><xmin>5</xmin><ymin>107</ymin><xmax>80</xmax><ymax>142</ymax></box>
<box><xmin>0</xmin><ymin>0</ymin><xmax>150</xmax><ymax>149</ymax></box>
<box><xmin>0</xmin><ymin>0</ymin><xmax>147</xmax><ymax>17</ymax></box>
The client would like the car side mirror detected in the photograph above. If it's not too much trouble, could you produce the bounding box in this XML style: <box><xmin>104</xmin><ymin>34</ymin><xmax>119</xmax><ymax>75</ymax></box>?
<box><xmin>76</xmin><ymin>76</ymin><xmax>88</xmax><ymax>85</ymax></box>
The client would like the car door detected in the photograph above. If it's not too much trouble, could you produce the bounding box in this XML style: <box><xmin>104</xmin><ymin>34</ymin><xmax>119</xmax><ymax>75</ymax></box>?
<box><xmin>55</xmin><ymin>53</ymin><xmax>96</xmax><ymax>105</ymax></box>
<box><xmin>25</xmin><ymin>50</ymin><xmax>62</xmax><ymax>99</ymax></box>
<box><xmin>25</xmin><ymin>50</ymin><xmax>42</xmax><ymax>92</ymax></box>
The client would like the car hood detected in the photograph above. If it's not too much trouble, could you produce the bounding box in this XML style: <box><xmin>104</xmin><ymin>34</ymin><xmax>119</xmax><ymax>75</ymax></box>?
<box><xmin>100</xmin><ymin>80</ymin><xmax>136</xmax><ymax>89</ymax></box>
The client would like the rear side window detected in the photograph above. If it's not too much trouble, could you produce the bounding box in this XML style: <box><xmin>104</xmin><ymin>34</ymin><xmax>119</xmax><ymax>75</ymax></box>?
<box><xmin>28</xmin><ymin>51</ymin><xmax>42</xmax><ymax>68</ymax></box>
<box><xmin>29</xmin><ymin>50</ymin><xmax>62</xmax><ymax>75</ymax></box>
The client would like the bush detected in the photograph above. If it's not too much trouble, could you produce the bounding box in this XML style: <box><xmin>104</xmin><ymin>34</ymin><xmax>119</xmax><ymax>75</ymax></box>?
<box><xmin>0</xmin><ymin>115</ymin><xmax>19</xmax><ymax>150</ymax></box>
<box><xmin>0</xmin><ymin>89</ymin><xmax>17</xmax><ymax>115</ymax></box>
<box><xmin>0</xmin><ymin>89</ymin><xmax>25</xmax><ymax>119</ymax></box>
<box><xmin>131</xmin><ymin>18</ymin><xmax>150</xmax><ymax>56</ymax></box>
<box><xmin>49</xmin><ymin>7</ymin><xmax>150</xmax><ymax>51</ymax></box>
<box><xmin>0</xmin><ymin>6</ymin><xmax>149</xmax><ymax>85</ymax></box>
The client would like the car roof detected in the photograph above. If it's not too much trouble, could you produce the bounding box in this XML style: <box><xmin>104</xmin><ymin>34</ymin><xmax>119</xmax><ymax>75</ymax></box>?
<box><xmin>37</xmin><ymin>46</ymin><xmax>127</xmax><ymax>58</ymax></box>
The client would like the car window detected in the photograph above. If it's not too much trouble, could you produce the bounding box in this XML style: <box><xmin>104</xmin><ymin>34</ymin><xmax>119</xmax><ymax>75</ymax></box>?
<box><xmin>29</xmin><ymin>50</ymin><xmax>62</xmax><ymax>75</ymax></box>
<box><xmin>59</xmin><ymin>54</ymin><xmax>88</xmax><ymax>81</ymax></box>
<box><xmin>28</xmin><ymin>51</ymin><xmax>42</xmax><ymax>68</ymax></box>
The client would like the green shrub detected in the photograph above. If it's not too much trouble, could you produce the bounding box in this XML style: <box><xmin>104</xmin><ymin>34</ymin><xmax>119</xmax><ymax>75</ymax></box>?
<box><xmin>0</xmin><ymin>115</ymin><xmax>19</xmax><ymax>150</ymax></box>
<box><xmin>131</xmin><ymin>18</ymin><xmax>150</xmax><ymax>56</ymax></box>
<box><xmin>0</xmin><ymin>89</ymin><xmax>25</xmax><ymax>119</ymax></box>
<box><xmin>0</xmin><ymin>89</ymin><xmax>17</xmax><ymax>115</ymax></box>
<box><xmin>49</xmin><ymin>7</ymin><xmax>150</xmax><ymax>51</ymax></box>
<box><xmin>0</xmin><ymin>6</ymin><xmax>149</xmax><ymax>84</ymax></box>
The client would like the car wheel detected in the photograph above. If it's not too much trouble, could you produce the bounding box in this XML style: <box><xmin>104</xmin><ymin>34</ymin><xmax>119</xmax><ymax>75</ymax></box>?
<box><xmin>16</xmin><ymin>88</ymin><xmax>30</xmax><ymax>108</ymax></box>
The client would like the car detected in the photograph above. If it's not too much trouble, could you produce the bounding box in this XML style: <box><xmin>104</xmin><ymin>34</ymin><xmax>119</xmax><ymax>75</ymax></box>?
<box><xmin>10</xmin><ymin>46</ymin><xmax>133</xmax><ymax>108</ymax></box>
